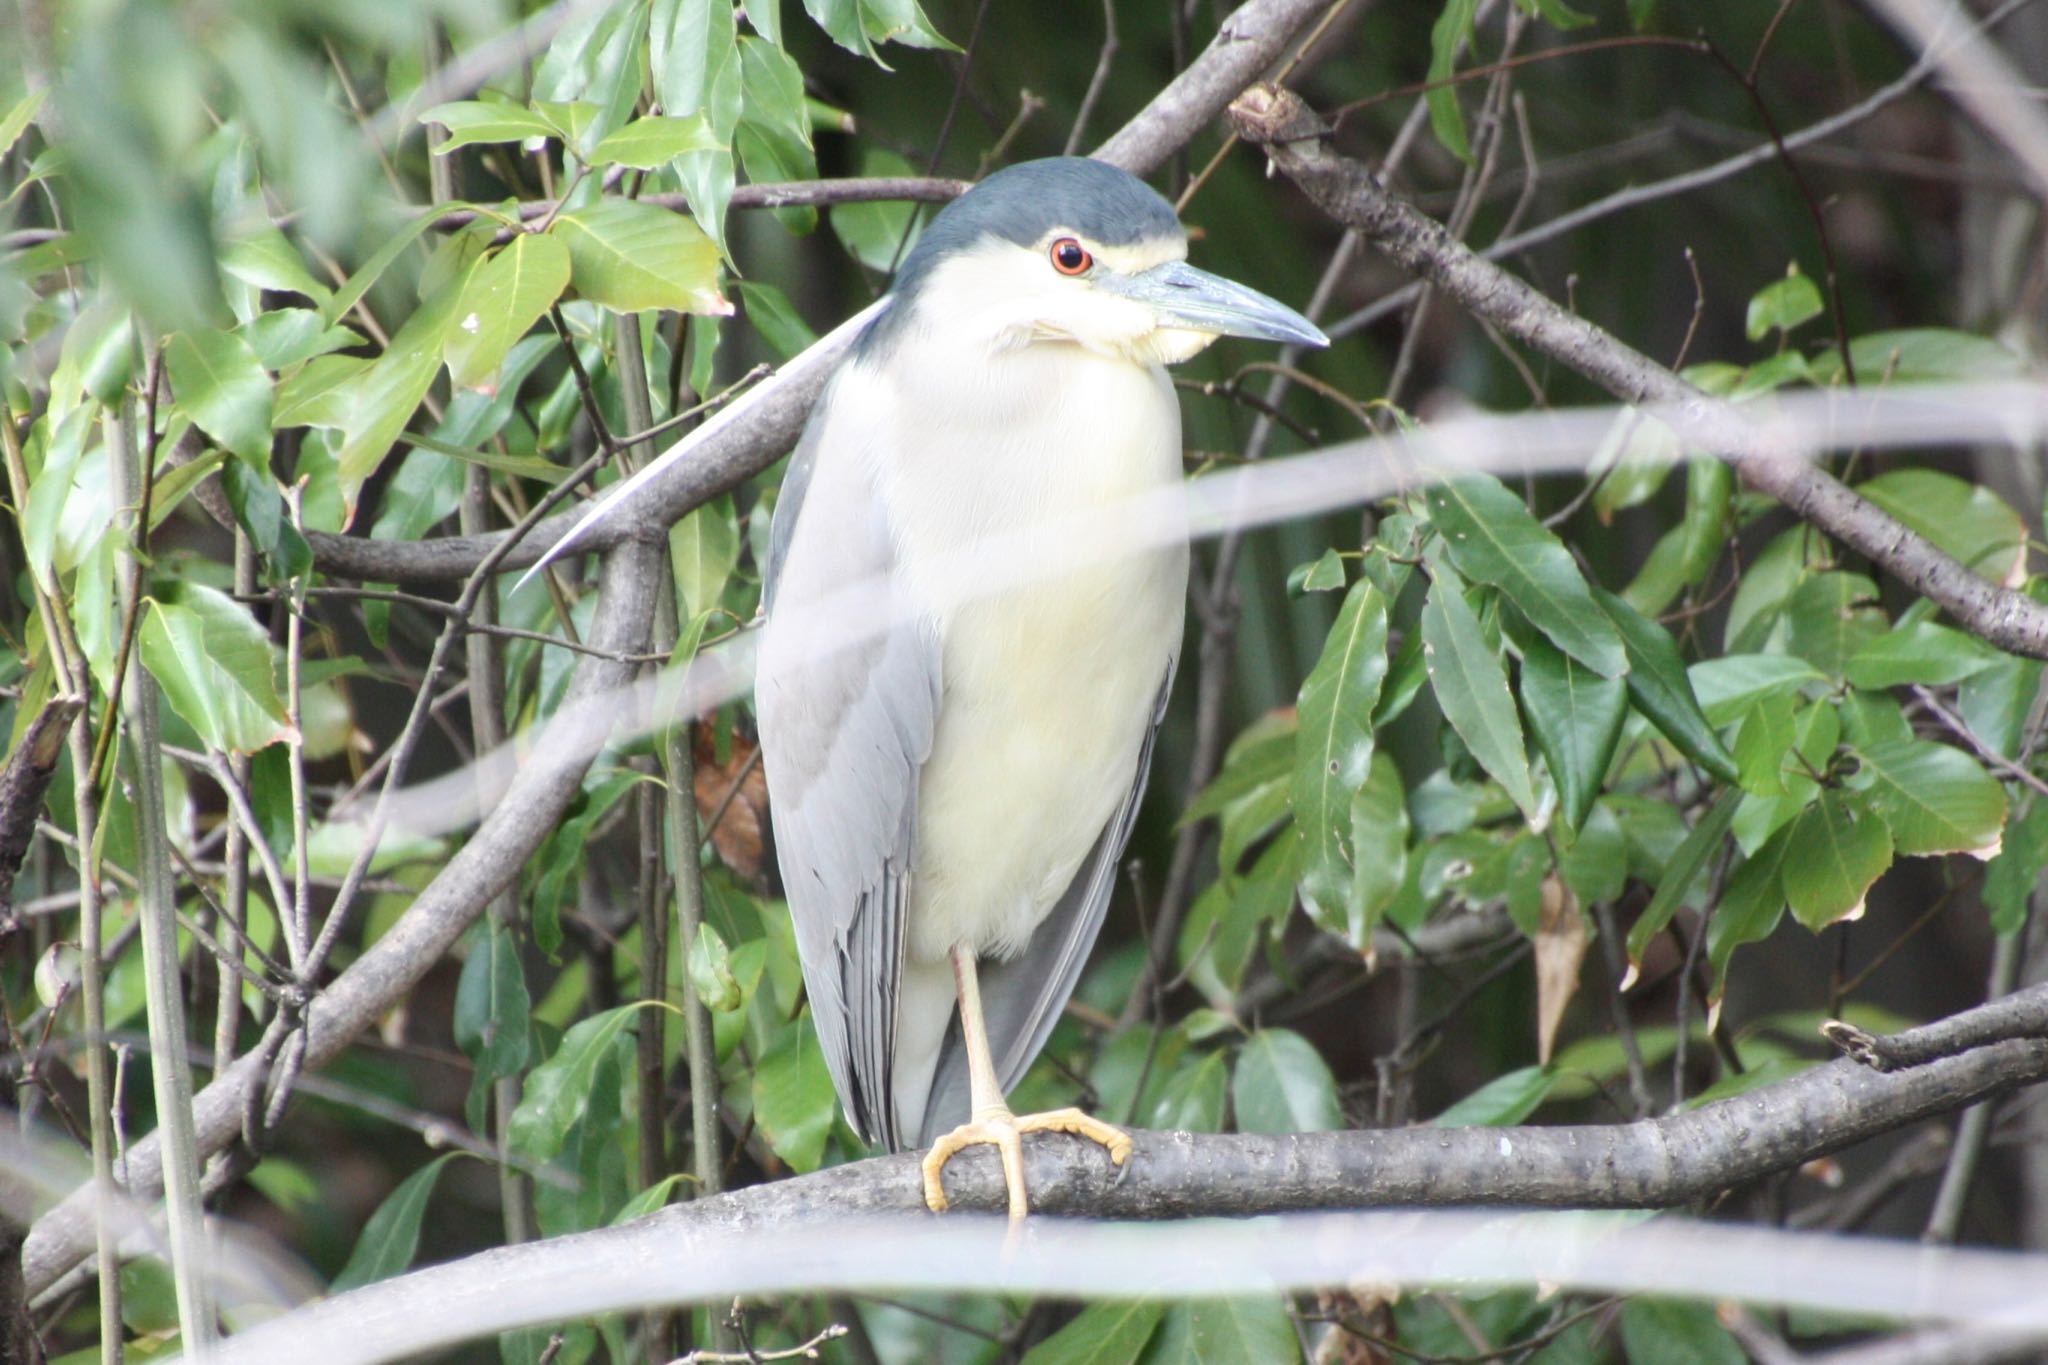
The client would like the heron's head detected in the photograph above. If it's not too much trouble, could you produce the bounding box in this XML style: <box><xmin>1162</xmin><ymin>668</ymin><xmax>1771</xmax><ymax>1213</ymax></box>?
<box><xmin>873</xmin><ymin>157</ymin><xmax>1329</xmax><ymax>367</ymax></box>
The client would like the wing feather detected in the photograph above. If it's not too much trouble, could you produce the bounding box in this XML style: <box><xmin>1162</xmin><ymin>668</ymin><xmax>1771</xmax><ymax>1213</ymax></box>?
<box><xmin>758</xmin><ymin>372</ymin><xmax>940</xmax><ymax>1150</ymax></box>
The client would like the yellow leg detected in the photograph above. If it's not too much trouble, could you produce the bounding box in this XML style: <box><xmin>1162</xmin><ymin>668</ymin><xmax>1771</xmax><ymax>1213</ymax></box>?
<box><xmin>920</xmin><ymin>946</ymin><xmax>1133</xmax><ymax>1218</ymax></box>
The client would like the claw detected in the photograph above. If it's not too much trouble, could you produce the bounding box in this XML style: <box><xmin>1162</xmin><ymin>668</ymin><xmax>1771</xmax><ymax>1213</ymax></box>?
<box><xmin>921</xmin><ymin>1107</ymin><xmax>1132</xmax><ymax>1218</ymax></box>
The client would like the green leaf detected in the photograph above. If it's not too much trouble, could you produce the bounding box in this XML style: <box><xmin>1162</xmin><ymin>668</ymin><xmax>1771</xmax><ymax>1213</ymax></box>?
<box><xmin>612</xmin><ymin>1175</ymin><xmax>690</xmax><ymax>1225</ymax></box>
<box><xmin>1984</xmin><ymin>800</ymin><xmax>2048</xmax><ymax>936</ymax></box>
<box><xmin>444</xmin><ymin>233</ymin><xmax>572</xmax><ymax>388</ymax></box>
<box><xmin>1425</xmin><ymin>476</ymin><xmax>1626</xmax><ymax>676</ymax></box>
<box><xmin>273</xmin><ymin>354</ymin><xmax>370</xmax><ymax>429</ymax></box>
<box><xmin>1516</xmin><ymin>0</ymin><xmax>1594</xmax><ymax>28</ymax></box>
<box><xmin>1231</xmin><ymin>1028</ymin><xmax>1341</xmax><ymax>1134</ymax></box>
<box><xmin>555</xmin><ymin>200</ymin><xmax>727</xmax><ymax>315</ymax></box>
<box><xmin>1810</xmin><ymin>328</ymin><xmax>2024</xmax><ymax>387</ymax></box>
<box><xmin>669</xmin><ymin>493</ymin><xmax>740</xmax><ymax>618</ymax></box>
<box><xmin>1150</xmin><ymin>1050</ymin><xmax>1230</xmax><ymax>1134</ymax></box>
<box><xmin>1426</xmin><ymin>0</ymin><xmax>1481</xmax><ymax>161</ymax></box>
<box><xmin>1293</xmin><ymin>579</ymin><xmax>1390</xmax><ymax>942</ymax></box>
<box><xmin>1347</xmin><ymin>753</ymin><xmax>1411</xmax><ymax>947</ymax></box>
<box><xmin>220</xmin><ymin>224</ymin><xmax>331</xmax><ymax>304</ymax></box>
<box><xmin>1845</xmin><ymin>621</ymin><xmax>2002</xmax><ymax>689</ymax></box>
<box><xmin>1783</xmin><ymin>792</ymin><xmax>1892</xmax><ymax>930</ymax></box>
<box><xmin>238</xmin><ymin>309</ymin><xmax>359</xmax><ymax>371</ymax></box>
<box><xmin>753</xmin><ymin>1009</ymin><xmax>838</xmax><ymax>1171</ymax></box>
<box><xmin>1732</xmin><ymin>692</ymin><xmax>1797</xmax><ymax>797</ymax></box>
<box><xmin>508</xmin><ymin>1003</ymin><xmax>651</xmax><ymax>1161</ymax></box>
<box><xmin>1857</xmin><ymin>467</ymin><xmax>2027</xmax><ymax>586</ymax></box>
<box><xmin>331</xmin><ymin>1154</ymin><xmax>461</xmax><ymax>1293</ymax></box>
<box><xmin>0</xmin><ymin>87</ymin><xmax>46</xmax><ymax>162</ymax></box>
<box><xmin>1622</xmin><ymin>1299</ymin><xmax>1745</xmax><ymax>1365</ymax></box>
<box><xmin>1589</xmin><ymin>408</ymin><xmax>1681</xmax><ymax>520</ymax></box>
<box><xmin>1785</xmin><ymin>572</ymin><xmax>1885</xmax><ymax>678</ymax></box>
<box><xmin>1688</xmin><ymin>653</ymin><xmax>1826</xmax><ymax>727</ymax></box>
<box><xmin>20</xmin><ymin>407</ymin><xmax>91</xmax><ymax>596</ymax></box>
<box><xmin>1288</xmin><ymin>548</ymin><xmax>1347</xmax><ymax>595</ymax></box>
<box><xmin>1519</xmin><ymin>635</ymin><xmax>1627</xmax><ymax>831</ymax></box>
<box><xmin>138</xmin><ymin>583</ymin><xmax>293</xmax><ymax>753</ymax></box>
<box><xmin>1023</xmin><ymin>1300</ymin><xmax>1163</xmax><ymax>1365</ymax></box>
<box><xmin>1624</xmin><ymin>788</ymin><xmax>1740</xmax><ymax>975</ymax></box>
<box><xmin>831</xmin><ymin>147</ymin><xmax>923</xmax><ymax>269</ymax></box>
<box><xmin>1675</xmin><ymin>457</ymin><xmax>1734</xmax><ymax>588</ymax></box>
<box><xmin>1745</xmin><ymin>265</ymin><xmax>1825</xmax><ymax>340</ymax></box>
<box><xmin>589</xmin><ymin>113</ymin><xmax>724</xmax><ymax>166</ymax></box>
<box><xmin>454</xmin><ymin>919</ymin><xmax>532</xmax><ymax>1101</ymax></box>
<box><xmin>687</xmin><ymin>922</ymin><xmax>742</xmax><ymax>1012</ymax></box>
<box><xmin>735</xmin><ymin>281</ymin><xmax>819</xmax><ymax>360</ymax></box>
<box><xmin>1421</xmin><ymin>574</ymin><xmax>1538</xmax><ymax>821</ymax></box>
<box><xmin>1850</xmin><ymin>738</ymin><xmax>2006</xmax><ymax>858</ymax></box>
<box><xmin>1707</xmin><ymin>825</ymin><xmax>1793</xmax><ymax>1004</ymax></box>
<box><xmin>1141</xmin><ymin>1299</ymin><xmax>1298</xmax><ymax>1365</ymax></box>
<box><xmin>801</xmin><ymin>0</ymin><xmax>954</xmax><ymax>61</ymax></box>
<box><xmin>1960</xmin><ymin>654</ymin><xmax>2044</xmax><ymax>760</ymax></box>
<box><xmin>651</xmin><ymin>0</ymin><xmax>742</xmax><ymax>248</ymax></box>
<box><xmin>418</xmin><ymin>97</ymin><xmax>560</xmax><ymax>150</ymax></box>
<box><xmin>334</xmin><ymin>256</ymin><xmax>481</xmax><ymax>519</ymax></box>
<box><xmin>1433</xmin><ymin>1064</ymin><xmax>1552</xmax><ymax>1126</ymax></box>
<box><xmin>165</xmin><ymin>328</ymin><xmax>274</xmax><ymax>467</ymax></box>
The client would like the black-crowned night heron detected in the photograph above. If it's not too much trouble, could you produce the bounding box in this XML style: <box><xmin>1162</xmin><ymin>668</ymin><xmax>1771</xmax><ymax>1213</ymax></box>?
<box><xmin>756</xmin><ymin>156</ymin><xmax>1326</xmax><ymax>1217</ymax></box>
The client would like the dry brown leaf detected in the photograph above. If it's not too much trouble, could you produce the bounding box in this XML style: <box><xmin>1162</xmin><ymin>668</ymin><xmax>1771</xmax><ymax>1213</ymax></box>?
<box><xmin>694</xmin><ymin>729</ymin><xmax>771</xmax><ymax>886</ymax></box>
<box><xmin>1534</xmin><ymin>873</ymin><xmax>1589</xmax><ymax>1066</ymax></box>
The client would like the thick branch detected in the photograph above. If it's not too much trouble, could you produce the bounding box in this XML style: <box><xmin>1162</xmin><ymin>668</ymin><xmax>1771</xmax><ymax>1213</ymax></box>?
<box><xmin>216</xmin><ymin>996</ymin><xmax>2048</xmax><ymax>1362</ymax></box>
<box><xmin>304</xmin><ymin>0</ymin><xmax>1338</xmax><ymax>586</ymax></box>
<box><xmin>1227</xmin><ymin>84</ymin><xmax>2048</xmax><ymax>661</ymax></box>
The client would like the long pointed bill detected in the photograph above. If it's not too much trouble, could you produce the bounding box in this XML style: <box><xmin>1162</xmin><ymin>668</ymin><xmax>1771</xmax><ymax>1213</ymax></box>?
<box><xmin>1106</xmin><ymin>260</ymin><xmax>1330</xmax><ymax>347</ymax></box>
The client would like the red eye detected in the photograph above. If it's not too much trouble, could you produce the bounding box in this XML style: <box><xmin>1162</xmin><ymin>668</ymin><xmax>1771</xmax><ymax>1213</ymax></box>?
<box><xmin>1050</xmin><ymin>237</ymin><xmax>1092</xmax><ymax>275</ymax></box>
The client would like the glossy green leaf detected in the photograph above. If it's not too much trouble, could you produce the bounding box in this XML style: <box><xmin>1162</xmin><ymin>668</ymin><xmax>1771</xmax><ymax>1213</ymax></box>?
<box><xmin>1782</xmin><ymin>792</ymin><xmax>1892</xmax><ymax>930</ymax></box>
<box><xmin>1425</xmin><ymin>0</ymin><xmax>1480</xmax><ymax>160</ymax></box>
<box><xmin>1433</xmin><ymin>1064</ymin><xmax>1552</xmax><ymax>1126</ymax></box>
<box><xmin>1786</xmin><ymin>572</ymin><xmax>1886</xmax><ymax>678</ymax></box>
<box><xmin>165</xmin><ymin>328</ymin><xmax>274</xmax><ymax>466</ymax></box>
<box><xmin>331</xmin><ymin>1154</ymin><xmax>461</xmax><ymax>1292</ymax></box>
<box><xmin>735</xmin><ymin>281</ymin><xmax>818</xmax><ymax>360</ymax></box>
<box><xmin>1560</xmin><ymin>800</ymin><xmax>1629</xmax><ymax>905</ymax></box>
<box><xmin>555</xmin><ymin>201</ymin><xmax>726</xmax><ymax>315</ymax></box>
<box><xmin>454</xmin><ymin>918</ymin><xmax>531</xmax><ymax>1132</ymax></box>
<box><xmin>220</xmin><ymin>223</ymin><xmax>331</xmax><ymax>304</ymax></box>
<box><xmin>1150</xmin><ymin>1050</ymin><xmax>1230</xmax><ymax>1134</ymax></box>
<box><xmin>1624</xmin><ymin>788</ymin><xmax>1739</xmax><ymax>974</ymax></box>
<box><xmin>1731</xmin><ymin>698</ymin><xmax>1839</xmax><ymax>854</ymax></box>
<box><xmin>1182</xmin><ymin>715</ymin><xmax>1293</xmax><ymax>827</ymax></box>
<box><xmin>1844</xmin><ymin>621</ymin><xmax>2002</xmax><ymax>689</ymax></box>
<box><xmin>1589</xmin><ymin>408</ymin><xmax>1681</xmax><ymax>520</ymax></box>
<box><xmin>1288</xmin><ymin>547</ymin><xmax>1347</xmax><ymax>595</ymax></box>
<box><xmin>1231</xmin><ymin>1028</ymin><xmax>1341</xmax><ymax>1134</ymax></box>
<box><xmin>334</xmin><ymin>256</ymin><xmax>480</xmax><ymax>519</ymax></box>
<box><xmin>1347</xmin><ymin>753</ymin><xmax>1411</xmax><ymax>946</ymax></box>
<box><xmin>1745</xmin><ymin>265</ymin><xmax>1824</xmax><ymax>340</ymax></box>
<box><xmin>508</xmin><ymin>1003</ymin><xmax>650</xmax><ymax>1160</ymax></box>
<box><xmin>1675</xmin><ymin>456</ymin><xmax>1733</xmax><ymax>587</ymax></box>
<box><xmin>1984</xmin><ymin>800</ymin><xmax>2048</xmax><ymax>937</ymax></box>
<box><xmin>753</xmin><ymin>1010</ymin><xmax>839</xmax><ymax>1172</ymax></box>
<box><xmin>20</xmin><ymin>408</ymin><xmax>92</xmax><ymax>596</ymax></box>
<box><xmin>687</xmin><ymin>921</ymin><xmax>742</xmax><ymax>1012</ymax></box>
<box><xmin>1960</xmin><ymin>654</ymin><xmax>2044</xmax><ymax>760</ymax></box>
<box><xmin>1622</xmin><ymin>1298</ymin><xmax>1746</xmax><ymax>1365</ymax></box>
<box><xmin>238</xmin><ymin>309</ymin><xmax>359</xmax><ymax>371</ymax></box>
<box><xmin>418</xmin><ymin>97</ymin><xmax>559</xmax><ymax>150</ymax></box>
<box><xmin>1688</xmin><ymin>653</ymin><xmax>1826</xmax><ymax>727</ymax></box>
<box><xmin>1707</xmin><ymin>825</ymin><xmax>1792</xmax><ymax>1004</ymax></box>
<box><xmin>1022</xmin><ymin>1301</ymin><xmax>1163</xmax><ymax>1365</ymax></box>
<box><xmin>801</xmin><ymin>0</ymin><xmax>954</xmax><ymax>61</ymax></box>
<box><xmin>1293</xmin><ymin>578</ymin><xmax>1389</xmax><ymax>942</ymax></box>
<box><xmin>1422</xmin><ymin>574</ymin><xmax>1538</xmax><ymax>820</ymax></box>
<box><xmin>138</xmin><ymin>583</ymin><xmax>293</xmax><ymax>753</ymax></box>
<box><xmin>651</xmin><ymin>0</ymin><xmax>742</xmax><ymax>247</ymax></box>
<box><xmin>1857</xmin><ymin>467</ymin><xmax>2027</xmax><ymax>586</ymax></box>
<box><xmin>1810</xmin><ymin>328</ymin><xmax>2024</xmax><ymax>388</ymax></box>
<box><xmin>590</xmin><ymin>114</ymin><xmax>723</xmax><ymax>168</ymax></box>
<box><xmin>831</xmin><ymin>147</ymin><xmax>924</xmax><ymax>269</ymax></box>
<box><xmin>444</xmin><ymin>233</ymin><xmax>571</xmax><ymax>388</ymax></box>
<box><xmin>1141</xmin><ymin>1299</ymin><xmax>1299</xmax><ymax>1365</ymax></box>
<box><xmin>1732</xmin><ymin>692</ymin><xmax>1796</xmax><ymax>797</ymax></box>
<box><xmin>669</xmin><ymin>492</ymin><xmax>740</xmax><ymax>618</ymax></box>
<box><xmin>1519</xmin><ymin>634</ymin><xmax>1627</xmax><ymax>830</ymax></box>
<box><xmin>1426</xmin><ymin>475</ymin><xmax>1625</xmax><ymax>676</ymax></box>
<box><xmin>1850</xmin><ymin>738</ymin><xmax>2006</xmax><ymax>858</ymax></box>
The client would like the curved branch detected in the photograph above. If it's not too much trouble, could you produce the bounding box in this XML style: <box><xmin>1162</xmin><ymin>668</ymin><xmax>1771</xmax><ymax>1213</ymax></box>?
<box><xmin>305</xmin><ymin>0</ymin><xmax>1341</xmax><ymax>586</ymax></box>
<box><xmin>1228</xmin><ymin>84</ymin><xmax>2048</xmax><ymax>660</ymax></box>
<box><xmin>217</xmin><ymin>988</ymin><xmax>2048</xmax><ymax>1363</ymax></box>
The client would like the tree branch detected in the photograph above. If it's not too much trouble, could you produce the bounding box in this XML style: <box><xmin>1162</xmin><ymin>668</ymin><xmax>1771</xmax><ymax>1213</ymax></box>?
<box><xmin>211</xmin><ymin>984</ymin><xmax>2048</xmax><ymax>1363</ymax></box>
<box><xmin>302</xmin><ymin>0</ymin><xmax>1341</xmax><ymax>586</ymax></box>
<box><xmin>1227</xmin><ymin>83</ymin><xmax>2048</xmax><ymax>661</ymax></box>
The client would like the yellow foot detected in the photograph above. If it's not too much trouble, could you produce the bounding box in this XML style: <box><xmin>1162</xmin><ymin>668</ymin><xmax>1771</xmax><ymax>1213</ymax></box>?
<box><xmin>921</xmin><ymin>1107</ymin><xmax>1134</xmax><ymax>1218</ymax></box>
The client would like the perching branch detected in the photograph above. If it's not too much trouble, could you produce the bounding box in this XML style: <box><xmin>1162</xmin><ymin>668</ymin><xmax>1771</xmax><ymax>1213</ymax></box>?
<box><xmin>214</xmin><ymin>984</ymin><xmax>2048</xmax><ymax>1364</ymax></box>
<box><xmin>1227</xmin><ymin>83</ymin><xmax>2048</xmax><ymax>662</ymax></box>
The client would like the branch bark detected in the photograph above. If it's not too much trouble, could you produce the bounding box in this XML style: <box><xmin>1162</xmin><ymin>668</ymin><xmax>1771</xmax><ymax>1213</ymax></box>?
<box><xmin>215</xmin><ymin>985</ymin><xmax>2048</xmax><ymax>1363</ymax></box>
<box><xmin>1227</xmin><ymin>83</ymin><xmax>2048</xmax><ymax>661</ymax></box>
<box><xmin>302</xmin><ymin>0</ymin><xmax>1339</xmax><ymax>587</ymax></box>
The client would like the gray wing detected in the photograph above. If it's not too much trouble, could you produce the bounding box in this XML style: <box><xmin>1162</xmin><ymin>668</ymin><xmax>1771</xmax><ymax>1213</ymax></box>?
<box><xmin>757</xmin><ymin>373</ymin><xmax>940</xmax><ymax>1150</ymax></box>
<box><xmin>915</xmin><ymin>673</ymin><xmax>1174</xmax><ymax>1146</ymax></box>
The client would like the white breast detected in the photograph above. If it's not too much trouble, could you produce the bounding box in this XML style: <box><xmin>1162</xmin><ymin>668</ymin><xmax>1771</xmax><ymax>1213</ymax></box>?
<box><xmin>870</xmin><ymin>333</ymin><xmax>1190</xmax><ymax>964</ymax></box>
